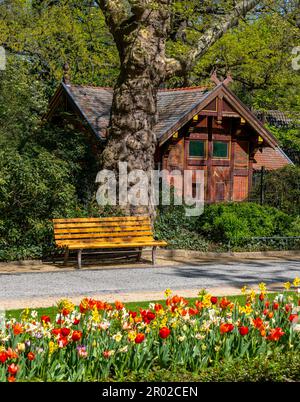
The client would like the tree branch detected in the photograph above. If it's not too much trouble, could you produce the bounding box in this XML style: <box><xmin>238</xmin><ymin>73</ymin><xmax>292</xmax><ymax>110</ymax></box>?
<box><xmin>166</xmin><ymin>0</ymin><xmax>263</xmax><ymax>78</ymax></box>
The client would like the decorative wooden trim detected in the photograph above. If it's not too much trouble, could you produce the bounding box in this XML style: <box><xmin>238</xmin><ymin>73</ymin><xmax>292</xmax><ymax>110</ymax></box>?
<box><xmin>210</xmin><ymin>160</ymin><xmax>231</xmax><ymax>167</ymax></box>
<box><xmin>207</xmin><ymin>117</ymin><xmax>213</xmax><ymax>202</ymax></box>
<box><xmin>229</xmin><ymin>138</ymin><xmax>235</xmax><ymax>201</ymax></box>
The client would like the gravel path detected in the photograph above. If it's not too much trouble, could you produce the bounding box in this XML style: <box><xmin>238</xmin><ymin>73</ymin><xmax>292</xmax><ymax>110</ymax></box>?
<box><xmin>0</xmin><ymin>258</ymin><xmax>299</xmax><ymax>303</ymax></box>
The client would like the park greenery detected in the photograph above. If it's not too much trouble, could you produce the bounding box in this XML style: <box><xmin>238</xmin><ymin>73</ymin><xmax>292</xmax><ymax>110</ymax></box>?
<box><xmin>0</xmin><ymin>1</ymin><xmax>299</xmax><ymax>260</ymax></box>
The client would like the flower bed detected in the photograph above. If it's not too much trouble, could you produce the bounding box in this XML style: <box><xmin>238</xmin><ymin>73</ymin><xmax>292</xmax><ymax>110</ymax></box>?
<box><xmin>1</xmin><ymin>280</ymin><xmax>300</xmax><ymax>382</ymax></box>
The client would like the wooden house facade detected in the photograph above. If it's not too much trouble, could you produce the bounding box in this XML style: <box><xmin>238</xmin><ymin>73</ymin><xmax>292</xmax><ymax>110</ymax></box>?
<box><xmin>45</xmin><ymin>81</ymin><xmax>292</xmax><ymax>204</ymax></box>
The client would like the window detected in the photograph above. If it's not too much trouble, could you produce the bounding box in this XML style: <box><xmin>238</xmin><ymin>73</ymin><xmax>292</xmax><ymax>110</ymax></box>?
<box><xmin>213</xmin><ymin>141</ymin><xmax>229</xmax><ymax>158</ymax></box>
<box><xmin>189</xmin><ymin>140</ymin><xmax>205</xmax><ymax>158</ymax></box>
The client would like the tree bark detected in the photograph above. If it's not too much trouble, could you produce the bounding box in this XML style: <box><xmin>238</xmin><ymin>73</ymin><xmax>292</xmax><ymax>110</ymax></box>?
<box><xmin>97</xmin><ymin>0</ymin><xmax>172</xmax><ymax>216</ymax></box>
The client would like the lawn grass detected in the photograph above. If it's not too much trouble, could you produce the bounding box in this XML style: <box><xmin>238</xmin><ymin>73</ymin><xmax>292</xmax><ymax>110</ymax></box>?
<box><xmin>6</xmin><ymin>291</ymin><xmax>293</xmax><ymax>321</ymax></box>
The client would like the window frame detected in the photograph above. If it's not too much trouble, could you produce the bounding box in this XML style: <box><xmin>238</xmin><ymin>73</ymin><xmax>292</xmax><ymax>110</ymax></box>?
<box><xmin>212</xmin><ymin>140</ymin><xmax>230</xmax><ymax>159</ymax></box>
<box><xmin>188</xmin><ymin>139</ymin><xmax>207</xmax><ymax>159</ymax></box>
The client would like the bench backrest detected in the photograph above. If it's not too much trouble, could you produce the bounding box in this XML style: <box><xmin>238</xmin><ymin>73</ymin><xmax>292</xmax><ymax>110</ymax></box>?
<box><xmin>53</xmin><ymin>216</ymin><xmax>153</xmax><ymax>247</ymax></box>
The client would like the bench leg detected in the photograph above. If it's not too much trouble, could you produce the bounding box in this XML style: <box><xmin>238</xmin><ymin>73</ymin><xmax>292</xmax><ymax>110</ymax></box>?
<box><xmin>63</xmin><ymin>248</ymin><xmax>69</xmax><ymax>266</ymax></box>
<box><xmin>152</xmin><ymin>247</ymin><xmax>157</xmax><ymax>265</ymax></box>
<box><xmin>77</xmin><ymin>249</ymin><xmax>83</xmax><ymax>269</ymax></box>
<box><xmin>137</xmin><ymin>248</ymin><xmax>142</xmax><ymax>262</ymax></box>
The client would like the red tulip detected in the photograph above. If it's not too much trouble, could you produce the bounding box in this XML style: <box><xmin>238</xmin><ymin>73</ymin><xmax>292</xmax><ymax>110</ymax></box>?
<box><xmin>273</xmin><ymin>302</ymin><xmax>279</xmax><ymax>310</ymax></box>
<box><xmin>267</xmin><ymin>327</ymin><xmax>284</xmax><ymax>341</ymax></box>
<box><xmin>220</xmin><ymin>323</ymin><xmax>234</xmax><ymax>334</ymax></box>
<box><xmin>129</xmin><ymin>311</ymin><xmax>137</xmax><ymax>319</ymax></box>
<box><xmin>60</xmin><ymin>328</ymin><xmax>71</xmax><ymax>337</ymax></box>
<box><xmin>239</xmin><ymin>326</ymin><xmax>249</xmax><ymax>336</ymax></box>
<box><xmin>71</xmin><ymin>330</ymin><xmax>82</xmax><ymax>342</ymax></box>
<box><xmin>159</xmin><ymin>327</ymin><xmax>171</xmax><ymax>339</ymax></box>
<box><xmin>146</xmin><ymin>311</ymin><xmax>156</xmax><ymax>321</ymax></box>
<box><xmin>13</xmin><ymin>323</ymin><xmax>23</xmax><ymax>335</ymax></box>
<box><xmin>285</xmin><ymin>304</ymin><xmax>291</xmax><ymax>312</ymax></box>
<box><xmin>135</xmin><ymin>333</ymin><xmax>145</xmax><ymax>344</ymax></box>
<box><xmin>289</xmin><ymin>314</ymin><xmax>298</xmax><ymax>323</ymax></box>
<box><xmin>8</xmin><ymin>364</ymin><xmax>18</xmax><ymax>375</ymax></box>
<box><xmin>73</xmin><ymin>319</ymin><xmax>80</xmax><ymax>325</ymax></box>
<box><xmin>210</xmin><ymin>296</ymin><xmax>218</xmax><ymax>305</ymax></box>
<box><xmin>189</xmin><ymin>308</ymin><xmax>198</xmax><ymax>316</ymax></box>
<box><xmin>52</xmin><ymin>328</ymin><xmax>60</xmax><ymax>336</ymax></box>
<box><xmin>259</xmin><ymin>293</ymin><xmax>265</xmax><ymax>301</ymax></box>
<box><xmin>27</xmin><ymin>352</ymin><xmax>35</xmax><ymax>361</ymax></box>
<box><xmin>41</xmin><ymin>315</ymin><xmax>51</xmax><ymax>324</ymax></box>
<box><xmin>0</xmin><ymin>351</ymin><xmax>8</xmax><ymax>364</ymax></box>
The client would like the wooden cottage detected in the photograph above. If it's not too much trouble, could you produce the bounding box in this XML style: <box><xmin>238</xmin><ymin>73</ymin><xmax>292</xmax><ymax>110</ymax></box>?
<box><xmin>45</xmin><ymin>80</ymin><xmax>292</xmax><ymax>203</ymax></box>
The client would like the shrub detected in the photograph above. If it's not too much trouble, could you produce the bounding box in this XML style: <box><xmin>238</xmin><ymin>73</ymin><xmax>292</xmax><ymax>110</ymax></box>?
<box><xmin>0</xmin><ymin>147</ymin><xmax>79</xmax><ymax>260</ymax></box>
<box><xmin>197</xmin><ymin>202</ymin><xmax>293</xmax><ymax>247</ymax></box>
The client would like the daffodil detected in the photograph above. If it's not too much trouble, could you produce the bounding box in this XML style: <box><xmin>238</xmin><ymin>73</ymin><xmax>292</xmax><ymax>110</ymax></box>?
<box><xmin>241</xmin><ymin>286</ymin><xmax>248</xmax><ymax>295</ymax></box>
<box><xmin>293</xmin><ymin>277</ymin><xmax>300</xmax><ymax>287</ymax></box>
<box><xmin>164</xmin><ymin>288</ymin><xmax>172</xmax><ymax>298</ymax></box>
<box><xmin>92</xmin><ymin>306</ymin><xmax>100</xmax><ymax>323</ymax></box>
<box><xmin>258</xmin><ymin>282</ymin><xmax>267</xmax><ymax>293</ymax></box>
<box><xmin>128</xmin><ymin>331</ymin><xmax>137</xmax><ymax>342</ymax></box>
<box><xmin>112</xmin><ymin>332</ymin><xmax>123</xmax><ymax>343</ymax></box>
<box><xmin>284</xmin><ymin>282</ymin><xmax>291</xmax><ymax>290</ymax></box>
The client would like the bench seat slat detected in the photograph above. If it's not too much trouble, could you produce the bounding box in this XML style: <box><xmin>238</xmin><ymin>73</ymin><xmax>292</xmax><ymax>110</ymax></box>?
<box><xmin>54</xmin><ymin>222</ymin><xmax>151</xmax><ymax>229</ymax></box>
<box><xmin>53</xmin><ymin>216</ymin><xmax>150</xmax><ymax>223</ymax></box>
<box><xmin>54</xmin><ymin>225</ymin><xmax>152</xmax><ymax>234</ymax></box>
<box><xmin>59</xmin><ymin>241</ymin><xmax>168</xmax><ymax>250</ymax></box>
<box><xmin>57</xmin><ymin>236</ymin><xmax>156</xmax><ymax>245</ymax></box>
<box><xmin>54</xmin><ymin>231</ymin><xmax>153</xmax><ymax>239</ymax></box>
<box><xmin>57</xmin><ymin>235</ymin><xmax>154</xmax><ymax>244</ymax></box>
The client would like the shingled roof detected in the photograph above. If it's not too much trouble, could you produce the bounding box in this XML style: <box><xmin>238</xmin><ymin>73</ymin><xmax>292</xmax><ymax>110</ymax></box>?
<box><xmin>64</xmin><ymin>84</ymin><xmax>211</xmax><ymax>140</ymax></box>
<box><xmin>256</xmin><ymin>110</ymin><xmax>300</xmax><ymax>128</ymax></box>
<box><xmin>253</xmin><ymin>147</ymin><xmax>293</xmax><ymax>171</ymax></box>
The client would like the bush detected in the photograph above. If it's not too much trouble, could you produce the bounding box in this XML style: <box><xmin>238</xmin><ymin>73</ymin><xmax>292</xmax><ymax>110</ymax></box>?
<box><xmin>0</xmin><ymin>147</ymin><xmax>79</xmax><ymax>260</ymax></box>
<box><xmin>197</xmin><ymin>202</ymin><xmax>293</xmax><ymax>247</ymax></box>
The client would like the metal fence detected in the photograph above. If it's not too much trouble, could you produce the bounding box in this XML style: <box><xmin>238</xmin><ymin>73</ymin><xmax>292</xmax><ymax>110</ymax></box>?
<box><xmin>228</xmin><ymin>236</ymin><xmax>300</xmax><ymax>253</ymax></box>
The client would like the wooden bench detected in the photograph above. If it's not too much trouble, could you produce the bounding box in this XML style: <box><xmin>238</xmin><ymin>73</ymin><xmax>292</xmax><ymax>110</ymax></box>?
<box><xmin>53</xmin><ymin>216</ymin><xmax>167</xmax><ymax>269</ymax></box>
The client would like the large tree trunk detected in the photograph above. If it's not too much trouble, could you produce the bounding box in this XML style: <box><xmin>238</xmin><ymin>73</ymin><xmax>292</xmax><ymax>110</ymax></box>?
<box><xmin>100</xmin><ymin>2</ymin><xmax>171</xmax><ymax>216</ymax></box>
<box><xmin>96</xmin><ymin>0</ymin><xmax>261</xmax><ymax>217</ymax></box>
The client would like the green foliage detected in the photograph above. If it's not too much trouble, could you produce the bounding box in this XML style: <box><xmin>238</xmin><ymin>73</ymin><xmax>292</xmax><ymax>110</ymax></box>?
<box><xmin>192</xmin><ymin>14</ymin><xmax>300</xmax><ymax>111</ymax></box>
<box><xmin>127</xmin><ymin>352</ymin><xmax>300</xmax><ymax>382</ymax></box>
<box><xmin>0</xmin><ymin>147</ymin><xmax>79</xmax><ymax>261</ymax></box>
<box><xmin>197</xmin><ymin>202</ymin><xmax>293</xmax><ymax>247</ymax></box>
<box><xmin>0</xmin><ymin>0</ymin><xmax>119</xmax><ymax>89</ymax></box>
<box><xmin>0</xmin><ymin>57</ymin><xmax>104</xmax><ymax>261</ymax></box>
<box><xmin>155</xmin><ymin>205</ymin><xmax>209</xmax><ymax>251</ymax></box>
<box><xmin>251</xmin><ymin>165</ymin><xmax>300</xmax><ymax>216</ymax></box>
<box><xmin>267</xmin><ymin>124</ymin><xmax>300</xmax><ymax>160</ymax></box>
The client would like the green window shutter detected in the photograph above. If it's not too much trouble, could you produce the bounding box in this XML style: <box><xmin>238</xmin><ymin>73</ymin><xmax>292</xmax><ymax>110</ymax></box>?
<box><xmin>213</xmin><ymin>141</ymin><xmax>229</xmax><ymax>158</ymax></box>
<box><xmin>189</xmin><ymin>140</ymin><xmax>205</xmax><ymax>157</ymax></box>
